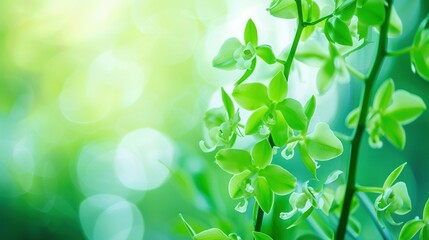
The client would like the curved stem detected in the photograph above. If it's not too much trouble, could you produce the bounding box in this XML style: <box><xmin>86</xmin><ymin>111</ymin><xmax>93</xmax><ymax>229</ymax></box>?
<box><xmin>335</xmin><ymin>1</ymin><xmax>394</xmax><ymax>239</ymax></box>
<box><xmin>355</xmin><ymin>186</ymin><xmax>384</xmax><ymax>193</ymax></box>
<box><xmin>357</xmin><ymin>192</ymin><xmax>392</xmax><ymax>240</ymax></box>
<box><xmin>283</xmin><ymin>0</ymin><xmax>304</xmax><ymax>79</ymax></box>
<box><xmin>386</xmin><ymin>46</ymin><xmax>414</xmax><ymax>57</ymax></box>
<box><xmin>346</xmin><ymin>64</ymin><xmax>366</xmax><ymax>81</ymax></box>
<box><xmin>304</xmin><ymin>13</ymin><xmax>333</xmax><ymax>26</ymax></box>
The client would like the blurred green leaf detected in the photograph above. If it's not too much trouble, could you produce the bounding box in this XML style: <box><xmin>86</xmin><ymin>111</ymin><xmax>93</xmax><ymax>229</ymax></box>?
<box><xmin>277</xmin><ymin>98</ymin><xmax>308</xmax><ymax>130</ymax></box>
<box><xmin>374</xmin><ymin>79</ymin><xmax>394</xmax><ymax>111</ymax></box>
<box><xmin>387</xmin><ymin>7</ymin><xmax>403</xmax><ymax>37</ymax></box>
<box><xmin>324</xmin><ymin>17</ymin><xmax>353</xmax><ymax>46</ymax></box>
<box><xmin>229</xmin><ymin>170</ymin><xmax>252</xmax><ymax>199</ymax></box>
<box><xmin>287</xmin><ymin>207</ymin><xmax>314</xmax><ymax>229</ymax></box>
<box><xmin>383</xmin><ymin>163</ymin><xmax>406</xmax><ymax>189</ymax></box>
<box><xmin>325</xmin><ymin>170</ymin><xmax>343</xmax><ymax>185</ymax></box>
<box><xmin>268</xmin><ymin>71</ymin><xmax>288</xmax><ymax>102</ymax></box>
<box><xmin>215</xmin><ymin>149</ymin><xmax>253</xmax><ymax>174</ymax></box>
<box><xmin>260</xmin><ymin>164</ymin><xmax>296</xmax><ymax>195</ymax></box>
<box><xmin>233</xmin><ymin>83</ymin><xmax>270</xmax><ymax>110</ymax></box>
<box><xmin>295</xmin><ymin>40</ymin><xmax>329</xmax><ymax>67</ymax></box>
<box><xmin>246</xmin><ymin>106</ymin><xmax>269</xmax><ymax>135</ymax></box>
<box><xmin>298</xmin><ymin>142</ymin><xmax>318</xmax><ymax>178</ymax></box>
<box><xmin>411</xmin><ymin>14</ymin><xmax>429</xmax><ymax>81</ymax></box>
<box><xmin>381</xmin><ymin>116</ymin><xmax>405</xmax><ymax>149</ymax></box>
<box><xmin>194</xmin><ymin>228</ymin><xmax>230</xmax><ymax>240</ymax></box>
<box><xmin>268</xmin><ymin>0</ymin><xmax>297</xmax><ymax>19</ymax></box>
<box><xmin>244</xmin><ymin>19</ymin><xmax>258</xmax><ymax>46</ymax></box>
<box><xmin>252</xmin><ymin>231</ymin><xmax>273</xmax><ymax>240</ymax></box>
<box><xmin>424</xmin><ymin>199</ymin><xmax>429</xmax><ymax>221</ymax></box>
<box><xmin>271</xmin><ymin>110</ymin><xmax>289</xmax><ymax>146</ymax></box>
<box><xmin>399</xmin><ymin>219</ymin><xmax>425</xmax><ymax>240</ymax></box>
<box><xmin>221</xmin><ymin>88</ymin><xmax>235</xmax><ymax>120</ymax></box>
<box><xmin>384</xmin><ymin>90</ymin><xmax>426</xmax><ymax>124</ymax></box>
<box><xmin>356</xmin><ymin>0</ymin><xmax>385</xmax><ymax>26</ymax></box>
<box><xmin>316</xmin><ymin>60</ymin><xmax>335</xmax><ymax>94</ymax></box>
<box><xmin>346</xmin><ymin>107</ymin><xmax>360</xmax><ymax>128</ymax></box>
<box><xmin>304</xmin><ymin>95</ymin><xmax>316</xmax><ymax>122</ymax></box>
<box><xmin>305</xmin><ymin>122</ymin><xmax>343</xmax><ymax>161</ymax></box>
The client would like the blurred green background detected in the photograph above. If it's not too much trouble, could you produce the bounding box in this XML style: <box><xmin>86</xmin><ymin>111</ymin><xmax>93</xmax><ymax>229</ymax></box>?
<box><xmin>0</xmin><ymin>0</ymin><xmax>428</xmax><ymax>239</ymax></box>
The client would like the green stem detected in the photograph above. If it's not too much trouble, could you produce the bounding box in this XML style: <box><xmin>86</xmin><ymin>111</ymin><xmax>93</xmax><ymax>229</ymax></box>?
<box><xmin>276</xmin><ymin>58</ymin><xmax>286</xmax><ymax>65</ymax></box>
<box><xmin>283</xmin><ymin>0</ymin><xmax>304</xmax><ymax>79</ymax></box>
<box><xmin>355</xmin><ymin>185</ymin><xmax>384</xmax><ymax>193</ymax></box>
<box><xmin>346</xmin><ymin>64</ymin><xmax>366</xmax><ymax>81</ymax></box>
<box><xmin>357</xmin><ymin>192</ymin><xmax>392</xmax><ymax>240</ymax></box>
<box><xmin>386</xmin><ymin>45</ymin><xmax>414</xmax><ymax>57</ymax></box>
<box><xmin>335</xmin><ymin>1</ymin><xmax>394</xmax><ymax>239</ymax></box>
<box><xmin>333</xmin><ymin>131</ymin><xmax>353</xmax><ymax>143</ymax></box>
<box><xmin>304</xmin><ymin>13</ymin><xmax>334</xmax><ymax>26</ymax></box>
<box><xmin>254</xmin><ymin>205</ymin><xmax>264</xmax><ymax>233</ymax></box>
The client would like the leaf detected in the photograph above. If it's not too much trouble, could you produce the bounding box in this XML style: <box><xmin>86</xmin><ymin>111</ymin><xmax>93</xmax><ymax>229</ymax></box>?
<box><xmin>228</xmin><ymin>170</ymin><xmax>252</xmax><ymax>199</ymax></box>
<box><xmin>391</xmin><ymin>182</ymin><xmax>412</xmax><ymax>215</ymax></box>
<box><xmin>252</xmin><ymin>139</ymin><xmax>273</xmax><ymax>169</ymax></box>
<box><xmin>268</xmin><ymin>0</ymin><xmax>297</xmax><ymax>19</ymax></box>
<box><xmin>424</xmin><ymin>198</ymin><xmax>429</xmax><ymax>221</ymax></box>
<box><xmin>305</xmin><ymin>122</ymin><xmax>344</xmax><ymax>161</ymax></box>
<box><xmin>384</xmin><ymin>90</ymin><xmax>426</xmax><ymax>124</ymax></box>
<box><xmin>356</xmin><ymin>0</ymin><xmax>385</xmax><ymax>26</ymax></box>
<box><xmin>254</xmin><ymin>176</ymin><xmax>274</xmax><ymax>213</ymax></box>
<box><xmin>421</xmin><ymin>225</ymin><xmax>429</xmax><ymax>240</ymax></box>
<box><xmin>232</xmin><ymin>83</ymin><xmax>270</xmax><ymax>110</ymax></box>
<box><xmin>399</xmin><ymin>219</ymin><xmax>425</xmax><ymax>240</ymax></box>
<box><xmin>259</xmin><ymin>164</ymin><xmax>296</xmax><ymax>195</ymax></box>
<box><xmin>244</xmin><ymin>19</ymin><xmax>258</xmax><ymax>46</ymax></box>
<box><xmin>316</xmin><ymin>60</ymin><xmax>336</xmax><ymax>94</ymax></box>
<box><xmin>277</xmin><ymin>98</ymin><xmax>308</xmax><ymax>130</ymax></box>
<box><xmin>304</xmin><ymin>95</ymin><xmax>316</xmax><ymax>121</ymax></box>
<box><xmin>349</xmin><ymin>217</ymin><xmax>362</xmax><ymax>235</ymax></box>
<box><xmin>325</xmin><ymin>17</ymin><xmax>353</xmax><ymax>46</ymax></box>
<box><xmin>221</xmin><ymin>88</ymin><xmax>235</xmax><ymax>120</ymax></box>
<box><xmin>287</xmin><ymin>207</ymin><xmax>314</xmax><ymax>229</ymax></box>
<box><xmin>271</xmin><ymin>110</ymin><xmax>289</xmax><ymax>147</ymax></box>
<box><xmin>256</xmin><ymin>45</ymin><xmax>277</xmax><ymax>64</ymax></box>
<box><xmin>179</xmin><ymin>214</ymin><xmax>196</xmax><ymax>236</ymax></box>
<box><xmin>373</xmin><ymin>79</ymin><xmax>395</xmax><ymax>111</ymax></box>
<box><xmin>235</xmin><ymin>58</ymin><xmax>257</xmax><ymax>86</ymax></box>
<box><xmin>320</xmin><ymin>188</ymin><xmax>335</xmax><ymax>215</ymax></box>
<box><xmin>387</xmin><ymin>7</ymin><xmax>403</xmax><ymax>37</ymax></box>
<box><xmin>337</xmin><ymin>0</ymin><xmax>357</xmax><ymax>22</ymax></box>
<box><xmin>411</xmin><ymin>14</ymin><xmax>429</xmax><ymax>81</ymax></box>
<box><xmin>212</xmin><ymin>38</ymin><xmax>242</xmax><ymax>70</ymax></box>
<box><xmin>268</xmin><ymin>71</ymin><xmax>288</xmax><ymax>102</ymax></box>
<box><xmin>215</xmin><ymin>149</ymin><xmax>253</xmax><ymax>174</ymax></box>
<box><xmin>295</xmin><ymin>40</ymin><xmax>329</xmax><ymax>67</ymax></box>
<box><xmin>383</xmin><ymin>162</ymin><xmax>406</xmax><ymax>189</ymax></box>
<box><xmin>381</xmin><ymin>116</ymin><xmax>405</xmax><ymax>149</ymax></box>
<box><xmin>345</xmin><ymin>107</ymin><xmax>360</xmax><ymax>128</ymax></box>
<box><xmin>298</xmin><ymin>142</ymin><xmax>318</xmax><ymax>179</ymax></box>
<box><xmin>245</xmin><ymin>106</ymin><xmax>269</xmax><ymax>135</ymax></box>
<box><xmin>252</xmin><ymin>231</ymin><xmax>273</xmax><ymax>240</ymax></box>
<box><xmin>325</xmin><ymin>170</ymin><xmax>343</xmax><ymax>184</ymax></box>
<box><xmin>194</xmin><ymin>228</ymin><xmax>230</xmax><ymax>240</ymax></box>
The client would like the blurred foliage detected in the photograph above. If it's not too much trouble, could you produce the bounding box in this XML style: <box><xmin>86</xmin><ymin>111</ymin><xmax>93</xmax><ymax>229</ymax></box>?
<box><xmin>0</xmin><ymin>0</ymin><xmax>428</xmax><ymax>239</ymax></box>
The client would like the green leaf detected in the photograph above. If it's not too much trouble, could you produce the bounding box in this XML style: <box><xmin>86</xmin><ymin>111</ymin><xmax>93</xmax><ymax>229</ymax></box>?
<box><xmin>411</xmin><ymin>14</ymin><xmax>429</xmax><ymax>81</ymax></box>
<box><xmin>356</xmin><ymin>0</ymin><xmax>385</xmax><ymax>26</ymax></box>
<box><xmin>215</xmin><ymin>149</ymin><xmax>253</xmax><ymax>174</ymax></box>
<box><xmin>349</xmin><ymin>217</ymin><xmax>362</xmax><ymax>235</ymax></box>
<box><xmin>320</xmin><ymin>188</ymin><xmax>335</xmax><ymax>215</ymax></box>
<box><xmin>204</xmin><ymin>107</ymin><xmax>226</xmax><ymax>129</ymax></box>
<box><xmin>254</xmin><ymin>176</ymin><xmax>274</xmax><ymax>213</ymax></box>
<box><xmin>305</xmin><ymin>122</ymin><xmax>344</xmax><ymax>160</ymax></box>
<box><xmin>235</xmin><ymin>58</ymin><xmax>257</xmax><ymax>86</ymax></box>
<box><xmin>295</xmin><ymin>40</ymin><xmax>329</xmax><ymax>67</ymax></box>
<box><xmin>399</xmin><ymin>219</ymin><xmax>425</xmax><ymax>240</ymax></box>
<box><xmin>252</xmin><ymin>139</ymin><xmax>273</xmax><ymax>169</ymax></box>
<box><xmin>232</xmin><ymin>83</ymin><xmax>270</xmax><ymax>110</ymax></box>
<box><xmin>221</xmin><ymin>88</ymin><xmax>235</xmax><ymax>120</ymax></box>
<box><xmin>381</xmin><ymin>116</ymin><xmax>405</xmax><ymax>149</ymax></box>
<box><xmin>277</xmin><ymin>98</ymin><xmax>308</xmax><ymax>130</ymax></box>
<box><xmin>373</xmin><ymin>79</ymin><xmax>395</xmax><ymax>111</ymax></box>
<box><xmin>252</xmin><ymin>231</ymin><xmax>273</xmax><ymax>240</ymax></box>
<box><xmin>337</xmin><ymin>1</ymin><xmax>357</xmax><ymax>22</ymax></box>
<box><xmin>244</xmin><ymin>19</ymin><xmax>258</xmax><ymax>46</ymax></box>
<box><xmin>304</xmin><ymin>95</ymin><xmax>316</xmax><ymax>122</ymax></box>
<box><xmin>316</xmin><ymin>60</ymin><xmax>335</xmax><ymax>94</ymax></box>
<box><xmin>179</xmin><ymin>214</ymin><xmax>196</xmax><ymax>236</ymax></box>
<box><xmin>268</xmin><ymin>0</ymin><xmax>297</xmax><ymax>19</ymax></box>
<box><xmin>271</xmin><ymin>110</ymin><xmax>289</xmax><ymax>146</ymax></box>
<box><xmin>245</xmin><ymin>106</ymin><xmax>269</xmax><ymax>135</ymax></box>
<box><xmin>383</xmin><ymin>162</ymin><xmax>406</xmax><ymax>189</ymax></box>
<box><xmin>256</xmin><ymin>45</ymin><xmax>277</xmax><ymax>64</ymax></box>
<box><xmin>391</xmin><ymin>181</ymin><xmax>412</xmax><ymax>215</ymax></box>
<box><xmin>287</xmin><ymin>206</ymin><xmax>314</xmax><ymax>229</ymax></box>
<box><xmin>212</xmin><ymin>38</ymin><xmax>242</xmax><ymax>70</ymax></box>
<box><xmin>194</xmin><ymin>228</ymin><xmax>230</xmax><ymax>240</ymax></box>
<box><xmin>268</xmin><ymin>71</ymin><xmax>288</xmax><ymax>102</ymax></box>
<box><xmin>324</xmin><ymin>17</ymin><xmax>353</xmax><ymax>46</ymax></box>
<box><xmin>387</xmin><ymin>7</ymin><xmax>403</xmax><ymax>37</ymax></box>
<box><xmin>345</xmin><ymin>107</ymin><xmax>360</xmax><ymax>128</ymax></box>
<box><xmin>259</xmin><ymin>164</ymin><xmax>296</xmax><ymax>195</ymax></box>
<box><xmin>298</xmin><ymin>142</ymin><xmax>318</xmax><ymax>179</ymax></box>
<box><xmin>384</xmin><ymin>90</ymin><xmax>426</xmax><ymax>124</ymax></box>
<box><xmin>423</xmin><ymin>198</ymin><xmax>429</xmax><ymax>221</ymax></box>
<box><xmin>325</xmin><ymin>170</ymin><xmax>343</xmax><ymax>185</ymax></box>
<box><xmin>228</xmin><ymin>170</ymin><xmax>252</xmax><ymax>199</ymax></box>
<box><xmin>421</xmin><ymin>225</ymin><xmax>429</xmax><ymax>240</ymax></box>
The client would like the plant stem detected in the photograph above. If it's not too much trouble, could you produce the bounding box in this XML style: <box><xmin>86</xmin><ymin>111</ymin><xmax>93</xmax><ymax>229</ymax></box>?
<box><xmin>254</xmin><ymin>206</ymin><xmax>264</xmax><ymax>232</ymax></box>
<box><xmin>304</xmin><ymin>13</ymin><xmax>333</xmax><ymax>26</ymax></box>
<box><xmin>284</xmin><ymin>0</ymin><xmax>304</xmax><ymax>79</ymax></box>
<box><xmin>346</xmin><ymin>64</ymin><xmax>366</xmax><ymax>81</ymax></box>
<box><xmin>386</xmin><ymin>46</ymin><xmax>414</xmax><ymax>57</ymax></box>
<box><xmin>335</xmin><ymin>1</ymin><xmax>394</xmax><ymax>239</ymax></box>
<box><xmin>355</xmin><ymin>186</ymin><xmax>384</xmax><ymax>193</ymax></box>
<box><xmin>357</xmin><ymin>192</ymin><xmax>392</xmax><ymax>240</ymax></box>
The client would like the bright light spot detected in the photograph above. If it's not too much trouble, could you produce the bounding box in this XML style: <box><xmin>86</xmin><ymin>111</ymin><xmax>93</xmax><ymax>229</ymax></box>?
<box><xmin>86</xmin><ymin>51</ymin><xmax>145</xmax><ymax>108</ymax></box>
<box><xmin>0</xmin><ymin>138</ymin><xmax>34</xmax><ymax>197</ymax></box>
<box><xmin>80</xmin><ymin>194</ymin><xmax>144</xmax><ymax>240</ymax></box>
<box><xmin>115</xmin><ymin>128</ymin><xmax>175</xmax><ymax>191</ymax></box>
<box><xmin>77</xmin><ymin>142</ymin><xmax>144</xmax><ymax>200</ymax></box>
